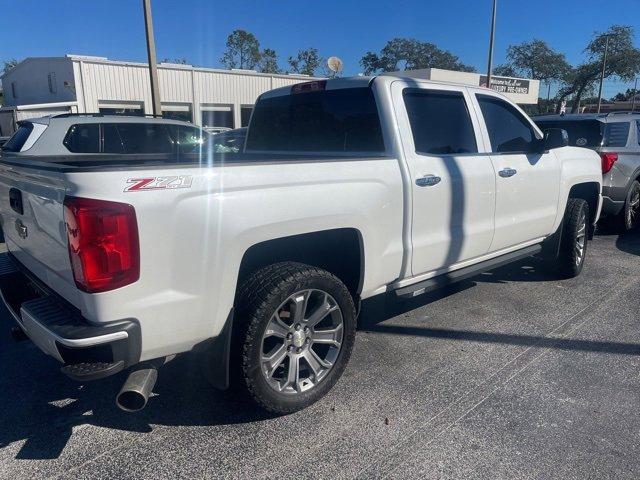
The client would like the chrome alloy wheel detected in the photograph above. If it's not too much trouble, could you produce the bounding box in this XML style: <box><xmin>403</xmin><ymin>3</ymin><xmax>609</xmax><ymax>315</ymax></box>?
<box><xmin>575</xmin><ymin>210</ymin><xmax>587</xmax><ymax>267</ymax></box>
<box><xmin>260</xmin><ymin>289</ymin><xmax>344</xmax><ymax>395</ymax></box>
<box><xmin>627</xmin><ymin>185</ymin><xmax>640</xmax><ymax>229</ymax></box>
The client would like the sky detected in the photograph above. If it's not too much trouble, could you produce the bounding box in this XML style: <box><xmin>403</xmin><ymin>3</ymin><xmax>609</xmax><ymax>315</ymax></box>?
<box><xmin>2</xmin><ymin>0</ymin><xmax>639</xmax><ymax>98</ymax></box>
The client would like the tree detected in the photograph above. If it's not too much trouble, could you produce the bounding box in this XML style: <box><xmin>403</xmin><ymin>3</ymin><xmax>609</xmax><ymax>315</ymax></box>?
<box><xmin>556</xmin><ymin>25</ymin><xmax>640</xmax><ymax>112</ymax></box>
<box><xmin>502</xmin><ymin>39</ymin><xmax>570</xmax><ymax>83</ymax></box>
<box><xmin>610</xmin><ymin>88</ymin><xmax>638</xmax><ymax>102</ymax></box>
<box><xmin>220</xmin><ymin>30</ymin><xmax>261</xmax><ymax>70</ymax></box>
<box><xmin>359</xmin><ymin>38</ymin><xmax>475</xmax><ymax>75</ymax></box>
<box><xmin>493</xmin><ymin>64</ymin><xmax>519</xmax><ymax>77</ymax></box>
<box><xmin>288</xmin><ymin>48</ymin><xmax>321</xmax><ymax>76</ymax></box>
<box><xmin>2</xmin><ymin>59</ymin><xmax>18</xmax><ymax>75</ymax></box>
<box><xmin>259</xmin><ymin>48</ymin><xmax>281</xmax><ymax>74</ymax></box>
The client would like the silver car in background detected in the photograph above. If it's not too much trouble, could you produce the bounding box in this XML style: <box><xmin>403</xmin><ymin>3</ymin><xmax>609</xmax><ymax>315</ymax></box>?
<box><xmin>535</xmin><ymin>112</ymin><xmax>640</xmax><ymax>231</ymax></box>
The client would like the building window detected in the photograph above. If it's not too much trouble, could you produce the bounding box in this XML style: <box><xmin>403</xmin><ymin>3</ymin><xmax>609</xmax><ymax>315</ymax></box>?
<box><xmin>201</xmin><ymin>105</ymin><xmax>234</xmax><ymax>130</ymax></box>
<box><xmin>11</xmin><ymin>82</ymin><xmax>17</xmax><ymax>99</ymax></box>
<box><xmin>240</xmin><ymin>106</ymin><xmax>253</xmax><ymax>127</ymax></box>
<box><xmin>48</xmin><ymin>73</ymin><xmax>57</xmax><ymax>94</ymax></box>
<box><xmin>161</xmin><ymin>103</ymin><xmax>192</xmax><ymax>123</ymax></box>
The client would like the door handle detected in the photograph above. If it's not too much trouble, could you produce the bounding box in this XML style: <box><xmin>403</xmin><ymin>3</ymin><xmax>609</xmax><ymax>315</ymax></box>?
<box><xmin>499</xmin><ymin>168</ymin><xmax>517</xmax><ymax>178</ymax></box>
<box><xmin>415</xmin><ymin>175</ymin><xmax>441</xmax><ymax>187</ymax></box>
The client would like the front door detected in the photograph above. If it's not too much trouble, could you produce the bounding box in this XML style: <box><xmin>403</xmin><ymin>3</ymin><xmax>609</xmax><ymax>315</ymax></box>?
<box><xmin>473</xmin><ymin>93</ymin><xmax>561</xmax><ymax>252</ymax></box>
<box><xmin>393</xmin><ymin>83</ymin><xmax>496</xmax><ymax>277</ymax></box>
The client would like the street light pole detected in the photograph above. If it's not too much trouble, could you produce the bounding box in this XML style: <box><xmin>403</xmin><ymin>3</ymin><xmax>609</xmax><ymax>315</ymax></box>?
<box><xmin>631</xmin><ymin>77</ymin><xmax>638</xmax><ymax>113</ymax></box>
<box><xmin>143</xmin><ymin>0</ymin><xmax>162</xmax><ymax>116</ymax></box>
<box><xmin>485</xmin><ymin>0</ymin><xmax>497</xmax><ymax>90</ymax></box>
<box><xmin>596</xmin><ymin>35</ymin><xmax>611</xmax><ymax>114</ymax></box>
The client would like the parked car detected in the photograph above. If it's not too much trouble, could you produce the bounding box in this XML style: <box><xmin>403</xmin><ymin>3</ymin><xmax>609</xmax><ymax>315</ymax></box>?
<box><xmin>0</xmin><ymin>114</ymin><xmax>209</xmax><ymax>156</ymax></box>
<box><xmin>208</xmin><ymin>127</ymin><xmax>247</xmax><ymax>153</ymax></box>
<box><xmin>0</xmin><ymin>76</ymin><xmax>602</xmax><ymax>415</ymax></box>
<box><xmin>534</xmin><ymin>112</ymin><xmax>640</xmax><ymax>231</ymax></box>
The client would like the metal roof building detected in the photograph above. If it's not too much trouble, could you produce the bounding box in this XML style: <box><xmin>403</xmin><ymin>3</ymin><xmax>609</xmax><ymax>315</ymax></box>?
<box><xmin>0</xmin><ymin>55</ymin><xmax>315</xmax><ymax>136</ymax></box>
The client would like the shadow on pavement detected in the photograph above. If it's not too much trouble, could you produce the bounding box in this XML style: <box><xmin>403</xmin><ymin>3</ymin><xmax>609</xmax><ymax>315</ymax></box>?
<box><xmin>615</xmin><ymin>229</ymin><xmax>640</xmax><ymax>256</ymax></box>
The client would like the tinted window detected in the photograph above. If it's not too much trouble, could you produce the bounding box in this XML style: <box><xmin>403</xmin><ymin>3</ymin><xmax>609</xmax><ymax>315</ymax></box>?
<box><xmin>403</xmin><ymin>89</ymin><xmax>477</xmax><ymax>155</ymax></box>
<box><xmin>102</xmin><ymin>124</ymin><xmax>125</xmax><ymax>153</ymax></box>
<box><xmin>63</xmin><ymin>124</ymin><xmax>100</xmax><ymax>153</ymax></box>
<box><xmin>477</xmin><ymin>94</ymin><xmax>536</xmax><ymax>153</ymax></box>
<box><xmin>202</xmin><ymin>110</ymin><xmax>233</xmax><ymax>128</ymax></box>
<box><xmin>247</xmin><ymin>87</ymin><xmax>384</xmax><ymax>153</ymax></box>
<box><xmin>167</xmin><ymin>125</ymin><xmax>205</xmax><ymax>153</ymax></box>
<box><xmin>604</xmin><ymin>122</ymin><xmax>629</xmax><ymax>147</ymax></box>
<box><xmin>535</xmin><ymin>119</ymin><xmax>603</xmax><ymax>147</ymax></box>
<box><xmin>2</xmin><ymin>123</ymin><xmax>34</xmax><ymax>152</ymax></box>
<box><xmin>115</xmin><ymin>123</ymin><xmax>173</xmax><ymax>154</ymax></box>
<box><xmin>637</xmin><ymin>121</ymin><xmax>640</xmax><ymax>146</ymax></box>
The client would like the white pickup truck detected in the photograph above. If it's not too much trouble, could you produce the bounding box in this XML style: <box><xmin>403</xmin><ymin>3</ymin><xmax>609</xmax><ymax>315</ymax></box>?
<box><xmin>0</xmin><ymin>76</ymin><xmax>602</xmax><ymax>414</ymax></box>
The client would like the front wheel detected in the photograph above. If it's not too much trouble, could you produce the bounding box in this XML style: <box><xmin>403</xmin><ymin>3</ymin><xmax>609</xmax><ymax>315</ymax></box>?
<box><xmin>550</xmin><ymin>198</ymin><xmax>589</xmax><ymax>279</ymax></box>
<box><xmin>234</xmin><ymin>262</ymin><xmax>356</xmax><ymax>414</ymax></box>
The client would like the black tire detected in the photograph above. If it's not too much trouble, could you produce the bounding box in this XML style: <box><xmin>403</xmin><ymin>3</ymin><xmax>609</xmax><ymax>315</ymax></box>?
<box><xmin>233</xmin><ymin>262</ymin><xmax>356</xmax><ymax>414</ymax></box>
<box><xmin>610</xmin><ymin>180</ymin><xmax>640</xmax><ymax>233</ymax></box>
<box><xmin>551</xmin><ymin>198</ymin><xmax>589</xmax><ymax>279</ymax></box>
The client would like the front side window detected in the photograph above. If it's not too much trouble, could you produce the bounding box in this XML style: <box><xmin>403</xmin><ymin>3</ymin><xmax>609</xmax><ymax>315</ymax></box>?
<box><xmin>63</xmin><ymin>124</ymin><xmax>100</xmax><ymax>153</ymax></box>
<box><xmin>477</xmin><ymin>94</ymin><xmax>537</xmax><ymax>153</ymax></box>
<box><xmin>403</xmin><ymin>89</ymin><xmax>477</xmax><ymax>155</ymax></box>
<box><xmin>247</xmin><ymin>87</ymin><xmax>384</xmax><ymax>153</ymax></box>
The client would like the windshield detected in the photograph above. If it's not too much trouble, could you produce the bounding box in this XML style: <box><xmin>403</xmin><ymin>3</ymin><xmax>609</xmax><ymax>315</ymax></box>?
<box><xmin>535</xmin><ymin>120</ymin><xmax>603</xmax><ymax>148</ymax></box>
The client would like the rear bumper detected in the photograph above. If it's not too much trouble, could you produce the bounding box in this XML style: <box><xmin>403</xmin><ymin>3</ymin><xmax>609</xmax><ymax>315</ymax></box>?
<box><xmin>0</xmin><ymin>252</ymin><xmax>141</xmax><ymax>380</ymax></box>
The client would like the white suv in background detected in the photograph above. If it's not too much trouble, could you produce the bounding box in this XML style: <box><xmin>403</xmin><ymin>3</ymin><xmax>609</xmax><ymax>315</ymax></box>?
<box><xmin>0</xmin><ymin>114</ymin><xmax>208</xmax><ymax>156</ymax></box>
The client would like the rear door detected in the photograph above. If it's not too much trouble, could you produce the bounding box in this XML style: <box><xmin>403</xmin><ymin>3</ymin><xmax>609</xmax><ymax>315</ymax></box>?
<box><xmin>392</xmin><ymin>81</ymin><xmax>496</xmax><ymax>276</ymax></box>
<box><xmin>472</xmin><ymin>92</ymin><xmax>561</xmax><ymax>252</ymax></box>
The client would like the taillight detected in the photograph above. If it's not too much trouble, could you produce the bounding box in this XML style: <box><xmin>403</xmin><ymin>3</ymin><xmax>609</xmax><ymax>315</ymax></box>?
<box><xmin>291</xmin><ymin>80</ymin><xmax>327</xmax><ymax>94</ymax></box>
<box><xmin>63</xmin><ymin>196</ymin><xmax>140</xmax><ymax>293</ymax></box>
<box><xmin>600</xmin><ymin>152</ymin><xmax>618</xmax><ymax>174</ymax></box>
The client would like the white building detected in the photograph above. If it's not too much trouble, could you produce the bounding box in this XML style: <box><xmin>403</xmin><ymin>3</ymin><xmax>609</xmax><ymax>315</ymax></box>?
<box><xmin>0</xmin><ymin>55</ymin><xmax>316</xmax><ymax>136</ymax></box>
<box><xmin>386</xmin><ymin>68</ymin><xmax>540</xmax><ymax>105</ymax></box>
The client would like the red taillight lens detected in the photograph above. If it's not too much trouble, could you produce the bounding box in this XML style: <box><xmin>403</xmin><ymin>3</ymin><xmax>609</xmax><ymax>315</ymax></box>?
<box><xmin>600</xmin><ymin>152</ymin><xmax>618</xmax><ymax>174</ymax></box>
<box><xmin>63</xmin><ymin>196</ymin><xmax>140</xmax><ymax>293</ymax></box>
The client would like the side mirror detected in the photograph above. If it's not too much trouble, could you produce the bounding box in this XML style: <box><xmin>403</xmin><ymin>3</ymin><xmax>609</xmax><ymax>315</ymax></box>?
<box><xmin>543</xmin><ymin>128</ymin><xmax>569</xmax><ymax>150</ymax></box>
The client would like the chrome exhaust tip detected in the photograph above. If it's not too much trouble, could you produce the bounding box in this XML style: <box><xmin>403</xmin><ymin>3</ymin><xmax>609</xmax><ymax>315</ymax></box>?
<box><xmin>116</xmin><ymin>368</ymin><xmax>158</xmax><ymax>412</ymax></box>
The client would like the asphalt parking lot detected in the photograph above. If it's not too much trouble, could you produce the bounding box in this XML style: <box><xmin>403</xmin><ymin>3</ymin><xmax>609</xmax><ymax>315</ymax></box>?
<box><xmin>0</xmin><ymin>230</ymin><xmax>639</xmax><ymax>479</ymax></box>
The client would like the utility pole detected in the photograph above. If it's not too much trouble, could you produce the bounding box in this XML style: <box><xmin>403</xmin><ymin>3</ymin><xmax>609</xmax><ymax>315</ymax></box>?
<box><xmin>632</xmin><ymin>77</ymin><xmax>638</xmax><ymax>112</ymax></box>
<box><xmin>485</xmin><ymin>0</ymin><xmax>497</xmax><ymax>90</ymax></box>
<box><xmin>596</xmin><ymin>34</ymin><xmax>611</xmax><ymax>114</ymax></box>
<box><xmin>143</xmin><ymin>0</ymin><xmax>162</xmax><ymax>116</ymax></box>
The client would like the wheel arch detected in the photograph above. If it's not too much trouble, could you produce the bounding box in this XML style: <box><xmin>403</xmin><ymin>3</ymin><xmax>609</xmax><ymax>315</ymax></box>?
<box><xmin>236</xmin><ymin>228</ymin><xmax>365</xmax><ymax>300</ymax></box>
<box><xmin>568</xmin><ymin>181</ymin><xmax>600</xmax><ymax>228</ymax></box>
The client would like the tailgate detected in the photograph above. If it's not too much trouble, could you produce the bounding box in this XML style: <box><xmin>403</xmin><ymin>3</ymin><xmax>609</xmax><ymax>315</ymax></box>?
<box><xmin>0</xmin><ymin>164</ymin><xmax>78</xmax><ymax>300</ymax></box>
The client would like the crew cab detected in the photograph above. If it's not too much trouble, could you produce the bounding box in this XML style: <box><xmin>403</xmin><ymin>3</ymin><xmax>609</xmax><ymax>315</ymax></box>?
<box><xmin>0</xmin><ymin>76</ymin><xmax>602</xmax><ymax>414</ymax></box>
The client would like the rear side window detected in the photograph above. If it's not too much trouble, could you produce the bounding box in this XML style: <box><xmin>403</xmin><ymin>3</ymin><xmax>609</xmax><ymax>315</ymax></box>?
<box><xmin>637</xmin><ymin>121</ymin><xmax>640</xmax><ymax>146</ymax></box>
<box><xmin>247</xmin><ymin>87</ymin><xmax>385</xmax><ymax>153</ymax></box>
<box><xmin>115</xmin><ymin>123</ymin><xmax>173</xmax><ymax>154</ymax></box>
<box><xmin>477</xmin><ymin>94</ymin><xmax>536</xmax><ymax>153</ymax></box>
<box><xmin>2</xmin><ymin>122</ymin><xmax>34</xmax><ymax>152</ymax></box>
<box><xmin>63</xmin><ymin>124</ymin><xmax>100</xmax><ymax>153</ymax></box>
<box><xmin>403</xmin><ymin>89</ymin><xmax>477</xmax><ymax>155</ymax></box>
<box><xmin>167</xmin><ymin>125</ymin><xmax>205</xmax><ymax>153</ymax></box>
<box><xmin>604</xmin><ymin>122</ymin><xmax>629</xmax><ymax>147</ymax></box>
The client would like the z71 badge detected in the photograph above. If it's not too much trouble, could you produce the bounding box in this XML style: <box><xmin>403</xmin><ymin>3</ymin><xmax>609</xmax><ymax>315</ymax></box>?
<box><xmin>124</xmin><ymin>175</ymin><xmax>193</xmax><ymax>192</ymax></box>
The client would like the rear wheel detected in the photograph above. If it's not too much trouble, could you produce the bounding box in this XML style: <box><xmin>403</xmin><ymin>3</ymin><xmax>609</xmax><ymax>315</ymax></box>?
<box><xmin>234</xmin><ymin>262</ymin><xmax>356</xmax><ymax>414</ymax></box>
<box><xmin>620</xmin><ymin>180</ymin><xmax>640</xmax><ymax>232</ymax></box>
<box><xmin>550</xmin><ymin>198</ymin><xmax>589</xmax><ymax>279</ymax></box>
